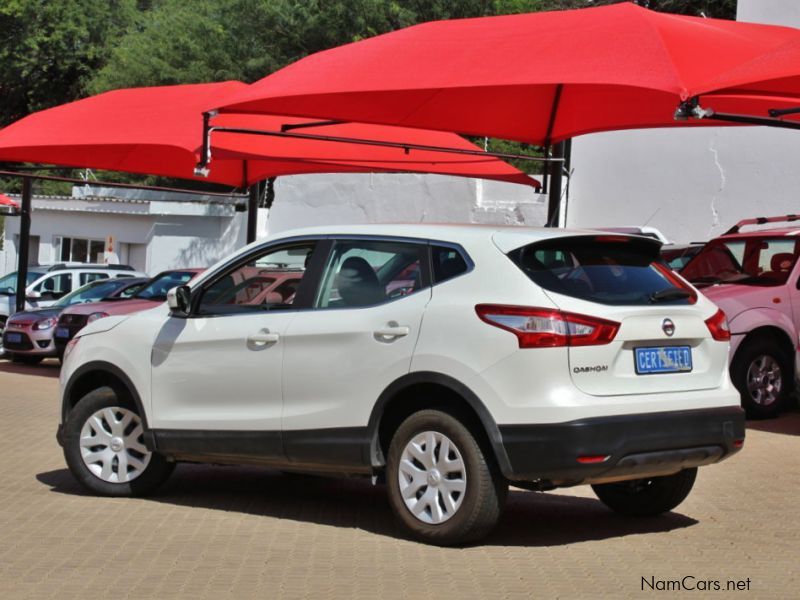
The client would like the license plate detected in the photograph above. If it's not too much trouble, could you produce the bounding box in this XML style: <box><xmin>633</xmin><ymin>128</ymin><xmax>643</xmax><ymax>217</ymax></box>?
<box><xmin>55</xmin><ymin>327</ymin><xmax>70</xmax><ymax>338</ymax></box>
<box><xmin>635</xmin><ymin>346</ymin><xmax>692</xmax><ymax>375</ymax></box>
<box><xmin>5</xmin><ymin>332</ymin><xmax>22</xmax><ymax>344</ymax></box>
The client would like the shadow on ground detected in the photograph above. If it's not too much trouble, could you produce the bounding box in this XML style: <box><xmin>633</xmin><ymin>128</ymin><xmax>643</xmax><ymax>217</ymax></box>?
<box><xmin>746</xmin><ymin>410</ymin><xmax>800</xmax><ymax>437</ymax></box>
<box><xmin>0</xmin><ymin>359</ymin><xmax>60</xmax><ymax>378</ymax></box>
<box><xmin>37</xmin><ymin>465</ymin><xmax>697</xmax><ymax>547</ymax></box>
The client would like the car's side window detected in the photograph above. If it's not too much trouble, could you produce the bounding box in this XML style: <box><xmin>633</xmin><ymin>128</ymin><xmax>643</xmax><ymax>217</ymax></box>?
<box><xmin>80</xmin><ymin>272</ymin><xmax>109</xmax><ymax>286</ymax></box>
<box><xmin>315</xmin><ymin>240</ymin><xmax>427</xmax><ymax>309</ymax></box>
<box><xmin>431</xmin><ymin>245</ymin><xmax>469</xmax><ymax>284</ymax></box>
<box><xmin>197</xmin><ymin>242</ymin><xmax>316</xmax><ymax>315</ymax></box>
<box><xmin>33</xmin><ymin>273</ymin><xmax>72</xmax><ymax>299</ymax></box>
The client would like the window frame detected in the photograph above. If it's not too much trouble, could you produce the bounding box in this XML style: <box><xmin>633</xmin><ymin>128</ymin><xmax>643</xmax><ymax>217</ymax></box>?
<box><xmin>312</xmin><ymin>236</ymin><xmax>434</xmax><ymax>311</ymax></box>
<box><xmin>429</xmin><ymin>241</ymin><xmax>474</xmax><ymax>285</ymax></box>
<box><xmin>179</xmin><ymin>234</ymin><xmax>473</xmax><ymax>318</ymax></box>
<box><xmin>188</xmin><ymin>237</ymin><xmax>327</xmax><ymax>318</ymax></box>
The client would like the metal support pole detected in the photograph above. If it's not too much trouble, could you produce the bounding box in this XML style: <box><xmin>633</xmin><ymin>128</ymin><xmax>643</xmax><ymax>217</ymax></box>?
<box><xmin>546</xmin><ymin>141</ymin><xmax>565</xmax><ymax>227</ymax></box>
<box><xmin>15</xmin><ymin>177</ymin><xmax>32</xmax><ymax>313</ymax></box>
<box><xmin>246</xmin><ymin>183</ymin><xmax>259</xmax><ymax>244</ymax></box>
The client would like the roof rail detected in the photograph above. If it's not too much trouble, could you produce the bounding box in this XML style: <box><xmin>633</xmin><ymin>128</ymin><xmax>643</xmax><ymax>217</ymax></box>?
<box><xmin>46</xmin><ymin>263</ymin><xmax>135</xmax><ymax>272</ymax></box>
<box><xmin>724</xmin><ymin>215</ymin><xmax>800</xmax><ymax>235</ymax></box>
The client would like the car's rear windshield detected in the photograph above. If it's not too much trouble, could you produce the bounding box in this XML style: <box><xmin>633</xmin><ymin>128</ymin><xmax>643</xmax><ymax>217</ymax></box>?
<box><xmin>507</xmin><ymin>235</ymin><xmax>694</xmax><ymax>306</ymax></box>
<box><xmin>681</xmin><ymin>236</ymin><xmax>799</xmax><ymax>287</ymax></box>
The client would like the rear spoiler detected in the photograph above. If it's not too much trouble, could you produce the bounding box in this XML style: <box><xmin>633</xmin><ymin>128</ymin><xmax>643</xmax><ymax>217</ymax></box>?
<box><xmin>725</xmin><ymin>215</ymin><xmax>800</xmax><ymax>235</ymax></box>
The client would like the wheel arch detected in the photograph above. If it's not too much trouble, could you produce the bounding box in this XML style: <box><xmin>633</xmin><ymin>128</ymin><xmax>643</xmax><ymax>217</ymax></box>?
<box><xmin>731</xmin><ymin>324</ymin><xmax>795</xmax><ymax>369</ymax></box>
<box><xmin>366</xmin><ymin>371</ymin><xmax>513</xmax><ymax>478</ymax></box>
<box><xmin>62</xmin><ymin>361</ymin><xmax>150</xmax><ymax>433</ymax></box>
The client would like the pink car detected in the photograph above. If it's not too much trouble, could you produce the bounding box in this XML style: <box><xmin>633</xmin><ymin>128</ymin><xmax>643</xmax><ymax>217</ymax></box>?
<box><xmin>682</xmin><ymin>215</ymin><xmax>800</xmax><ymax>418</ymax></box>
<box><xmin>54</xmin><ymin>269</ymin><xmax>203</xmax><ymax>355</ymax></box>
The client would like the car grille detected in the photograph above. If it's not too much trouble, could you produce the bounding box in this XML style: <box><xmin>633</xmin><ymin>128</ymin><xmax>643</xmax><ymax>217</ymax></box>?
<box><xmin>59</xmin><ymin>314</ymin><xmax>88</xmax><ymax>327</ymax></box>
<box><xmin>3</xmin><ymin>331</ymin><xmax>34</xmax><ymax>351</ymax></box>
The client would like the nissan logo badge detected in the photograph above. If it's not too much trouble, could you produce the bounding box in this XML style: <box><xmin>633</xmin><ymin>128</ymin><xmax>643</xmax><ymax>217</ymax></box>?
<box><xmin>662</xmin><ymin>318</ymin><xmax>675</xmax><ymax>337</ymax></box>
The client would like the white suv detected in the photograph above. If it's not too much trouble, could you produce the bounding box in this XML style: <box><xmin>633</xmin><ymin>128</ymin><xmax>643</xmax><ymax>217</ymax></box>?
<box><xmin>57</xmin><ymin>225</ymin><xmax>744</xmax><ymax>545</ymax></box>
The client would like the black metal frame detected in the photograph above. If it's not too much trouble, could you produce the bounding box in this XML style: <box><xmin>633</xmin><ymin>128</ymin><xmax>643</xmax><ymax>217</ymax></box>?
<box><xmin>675</xmin><ymin>96</ymin><xmax>800</xmax><ymax>131</ymax></box>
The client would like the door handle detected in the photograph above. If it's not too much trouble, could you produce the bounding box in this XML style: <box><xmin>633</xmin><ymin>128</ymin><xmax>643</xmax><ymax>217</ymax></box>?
<box><xmin>374</xmin><ymin>325</ymin><xmax>410</xmax><ymax>339</ymax></box>
<box><xmin>247</xmin><ymin>331</ymin><xmax>280</xmax><ymax>345</ymax></box>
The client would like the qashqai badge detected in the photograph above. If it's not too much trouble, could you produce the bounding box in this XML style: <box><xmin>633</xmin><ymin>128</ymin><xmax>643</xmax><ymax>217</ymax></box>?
<box><xmin>662</xmin><ymin>318</ymin><xmax>675</xmax><ymax>337</ymax></box>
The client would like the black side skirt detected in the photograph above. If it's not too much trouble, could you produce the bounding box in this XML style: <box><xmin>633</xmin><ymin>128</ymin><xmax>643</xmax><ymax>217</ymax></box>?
<box><xmin>151</xmin><ymin>427</ymin><xmax>372</xmax><ymax>475</ymax></box>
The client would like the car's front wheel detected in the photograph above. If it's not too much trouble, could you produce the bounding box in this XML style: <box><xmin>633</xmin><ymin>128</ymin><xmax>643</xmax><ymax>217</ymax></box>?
<box><xmin>591</xmin><ymin>468</ymin><xmax>697</xmax><ymax>517</ymax></box>
<box><xmin>385</xmin><ymin>409</ymin><xmax>507</xmax><ymax>546</ymax></box>
<box><xmin>63</xmin><ymin>388</ymin><xmax>174</xmax><ymax>496</ymax></box>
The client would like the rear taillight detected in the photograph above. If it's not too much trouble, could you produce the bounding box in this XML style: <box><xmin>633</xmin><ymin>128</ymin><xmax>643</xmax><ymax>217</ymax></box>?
<box><xmin>705</xmin><ymin>308</ymin><xmax>731</xmax><ymax>341</ymax></box>
<box><xmin>475</xmin><ymin>305</ymin><xmax>620</xmax><ymax>348</ymax></box>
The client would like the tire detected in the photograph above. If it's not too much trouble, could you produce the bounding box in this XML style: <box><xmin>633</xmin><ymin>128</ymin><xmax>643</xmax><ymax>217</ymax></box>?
<box><xmin>11</xmin><ymin>354</ymin><xmax>44</xmax><ymax>365</ymax></box>
<box><xmin>0</xmin><ymin>316</ymin><xmax>7</xmax><ymax>359</ymax></box>
<box><xmin>592</xmin><ymin>468</ymin><xmax>697</xmax><ymax>517</ymax></box>
<box><xmin>62</xmin><ymin>387</ymin><xmax>174</xmax><ymax>497</ymax></box>
<box><xmin>385</xmin><ymin>409</ymin><xmax>507</xmax><ymax>546</ymax></box>
<box><xmin>731</xmin><ymin>338</ymin><xmax>792</xmax><ymax>419</ymax></box>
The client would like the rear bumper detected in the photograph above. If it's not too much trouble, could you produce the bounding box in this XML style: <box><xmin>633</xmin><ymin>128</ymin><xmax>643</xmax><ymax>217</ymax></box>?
<box><xmin>498</xmin><ymin>406</ymin><xmax>745</xmax><ymax>485</ymax></box>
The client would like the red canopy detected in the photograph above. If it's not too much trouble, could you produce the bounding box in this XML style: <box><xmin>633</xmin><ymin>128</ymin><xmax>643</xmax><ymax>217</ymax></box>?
<box><xmin>0</xmin><ymin>82</ymin><xmax>537</xmax><ymax>187</ymax></box>
<box><xmin>216</xmin><ymin>3</ymin><xmax>800</xmax><ymax>143</ymax></box>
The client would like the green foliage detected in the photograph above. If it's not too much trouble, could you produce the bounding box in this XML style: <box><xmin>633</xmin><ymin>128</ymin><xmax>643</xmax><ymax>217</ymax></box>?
<box><xmin>0</xmin><ymin>0</ymin><xmax>139</xmax><ymax>127</ymax></box>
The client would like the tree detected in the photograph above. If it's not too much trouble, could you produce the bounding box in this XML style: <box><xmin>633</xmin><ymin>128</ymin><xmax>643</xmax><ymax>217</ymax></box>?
<box><xmin>0</xmin><ymin>0</ymin><xmax>139</xmax><ymax>127</ymax></box>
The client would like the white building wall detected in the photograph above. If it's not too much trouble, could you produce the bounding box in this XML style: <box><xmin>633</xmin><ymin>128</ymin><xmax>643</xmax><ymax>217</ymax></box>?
<box><xmin>567</xmin><ymin>0</ymin><xmax>800</xmax><ymax>243</ymax></box>
<box><xmin>266</xmin><ymin>172</ymin><xmax>546</xmax><ymax>234</ymax></box>
<box><xmin>2</xmin><ymin>197</ymin><xmax>248</xmax><ymax>276</ymax></box>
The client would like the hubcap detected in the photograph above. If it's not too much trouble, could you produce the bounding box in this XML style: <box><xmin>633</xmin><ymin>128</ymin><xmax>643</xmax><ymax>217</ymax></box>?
<box><xmin>79</xmin><ymin>407</ymin><xmax>151</xmax><ymax>483</ymax></box>
<box><xmin>746</xmin><ymin>354</ymin><xmax>782</xmax><ymax>406</ymax></box>
<box><xmin>398</xmin><ymin>431</ymin><xmax>466</xmax><ymax>525</ymax></box>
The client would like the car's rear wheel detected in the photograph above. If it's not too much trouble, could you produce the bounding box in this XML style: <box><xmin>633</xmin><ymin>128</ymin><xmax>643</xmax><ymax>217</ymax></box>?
<box><xmin>591</xmin><ymin>468</ymin><xmax>697</xmax><ymax>517</ymax></box>
<box><xmin>63</xmin><ymin>387</ymin><xmax>174</xmax><ymax>496</ymax></box>
<box><xmin>732</xmin><ymin>338</ymin><xmax>791</xmax><ymax>419</ymax></box>
<box><xmin>386</xmin><ymin>409</ymin><xmax>507</xmax><ymax>546</ymax></box>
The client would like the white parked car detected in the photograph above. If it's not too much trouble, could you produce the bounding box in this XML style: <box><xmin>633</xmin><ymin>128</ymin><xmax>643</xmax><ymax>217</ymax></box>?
<box><xmin>0</xmin><ymin>264</ymin><xmax>145</xmax><ymax>357</ymax></box>
<box><xmin>56</xmin><ymin>225</ymin><xmax>744</xmax><ymax>545</ymax></box>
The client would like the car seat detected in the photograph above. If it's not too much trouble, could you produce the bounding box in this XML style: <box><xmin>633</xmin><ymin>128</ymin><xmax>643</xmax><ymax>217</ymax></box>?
<box><xmin>336</xmin><ymin>256</ymin><xmax>385</xmax><ymax>307</ymax></box>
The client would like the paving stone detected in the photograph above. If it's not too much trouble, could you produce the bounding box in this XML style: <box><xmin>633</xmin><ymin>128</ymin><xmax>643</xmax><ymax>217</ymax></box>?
<box><xmin>0</xmin><ymin>360</ymin><xmax>797</xmax><ymax>598</ymax></box>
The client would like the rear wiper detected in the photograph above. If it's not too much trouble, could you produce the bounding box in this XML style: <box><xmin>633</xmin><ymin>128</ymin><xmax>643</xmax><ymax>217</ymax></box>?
<box><xmin>650</xmin><ymin>289</ymin><xmax>692</xmax><ymax>303</ymax></box>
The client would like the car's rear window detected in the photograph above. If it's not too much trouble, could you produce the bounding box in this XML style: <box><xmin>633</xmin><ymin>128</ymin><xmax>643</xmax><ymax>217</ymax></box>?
<box><xmin>507</xmin><ymin>236</ymin><xmax>693</xmax><ymax>306</ymax></box>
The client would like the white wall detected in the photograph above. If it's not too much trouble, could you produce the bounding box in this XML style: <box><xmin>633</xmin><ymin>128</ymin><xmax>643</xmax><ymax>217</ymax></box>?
<box><xmin>2</xmin><ymin>199</ymin><xmax>249</xmax><ymax>276</ymax></box>
<box><xmin>266</xmin><ymin>172</ymin><xmax>546</xmax><ymax>234</ymax></box>
<box><xmin>567</xmin><ymin>0</ymin><xmax>800</xmax><ymax>243</ymax></box>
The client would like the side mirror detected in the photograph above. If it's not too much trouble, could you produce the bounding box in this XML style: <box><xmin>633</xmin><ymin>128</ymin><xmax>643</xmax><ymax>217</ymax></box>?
<box><xmin>167</xmin><ymin>285</ymin><xmax>192</xmax><ymax>317</ymax></box>
<box><xmin>27</xmin><ymin>291</ymin><xmax>41</xmax><ymax>300</ymax></box>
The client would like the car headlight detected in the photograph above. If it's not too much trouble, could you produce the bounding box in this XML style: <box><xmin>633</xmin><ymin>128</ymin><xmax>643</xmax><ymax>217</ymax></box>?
<box><xmin>86</xmin><ymin>312</ymin><xmax>109</xmax><ymax>324</ymax></box>
<box><xmin>33</xmin><ymin>317</ymin><xmax>57</xmax><ymax>330</ymax></box>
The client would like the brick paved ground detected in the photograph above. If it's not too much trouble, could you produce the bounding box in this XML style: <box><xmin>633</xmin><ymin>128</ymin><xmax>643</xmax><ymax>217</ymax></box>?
<box><xmin>0</xmin><ymin>359</ymin><xmax>798</xmax><ymax>599</ymax></box>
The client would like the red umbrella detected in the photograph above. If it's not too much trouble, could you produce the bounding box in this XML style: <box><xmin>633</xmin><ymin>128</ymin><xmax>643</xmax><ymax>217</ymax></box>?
<box><xmin>0</xmin><ymin>82</ymin><xmax>537</xmax><ymax>187</ymax></box>
<box><xmin>216</xmin><ymin>3</ymin><xmax>800</xmax><ymax>144</ymax></box>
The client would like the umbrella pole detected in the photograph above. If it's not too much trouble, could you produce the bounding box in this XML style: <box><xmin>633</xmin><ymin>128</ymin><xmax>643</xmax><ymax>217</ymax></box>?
<box><xmin>546</xmin><ymin>141</ymin><xmax>565</xmax><ymax>227</ymax></box>
<box><xmin>14</xmin><ymin>177</ymin><xmax>32</xmax><ymax>313</ymax></box>
<box><xmin>247</xmin><ymin>183</ymin><xmax>259</xmax><ymax>244</ymax></box>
